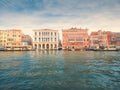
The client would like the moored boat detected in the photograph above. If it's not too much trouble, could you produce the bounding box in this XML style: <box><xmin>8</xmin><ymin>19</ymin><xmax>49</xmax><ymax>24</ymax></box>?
<box><xmin>0</xmin><ymin>46</ymin><xmax>5</xmax><ymax>51</ymax></box>
<box><xmin>93</xmin><ymin>45</ymin><xmax>119</xmax><ymax>51</ymax></box>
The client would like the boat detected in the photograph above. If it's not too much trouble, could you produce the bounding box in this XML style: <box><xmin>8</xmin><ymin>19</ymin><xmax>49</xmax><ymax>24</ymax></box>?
<box><xmin>58</xmin><ymin>47</ymin><xmax>62</xmax><ymax>50</ymax></box>
<box><xmin>93</xmin><ymin>45</ymin><xmax>119</xmax><ymax>51</ymax></box>
<box><xmin>85</xmin><ymin>47</ymin><xmax>95</xmax><ymax>51</ymax></box>
<box><xmin>93</xmin><ymin>49</ymin><xmax>119</xmax><ymax>51</ymax></box>
<box><xmin>0</xmin><ymin>46</ymin><xmax>5</xmax><ymax>51</ymax></box>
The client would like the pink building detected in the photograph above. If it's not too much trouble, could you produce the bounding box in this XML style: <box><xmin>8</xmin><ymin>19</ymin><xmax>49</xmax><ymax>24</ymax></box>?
<box><xmin>111</xmin><ymin>32</ymin><xmax>120</xmax><ymax>46</ymax></box>
<box><xmin>90</xmin><ymin>30</ymin><xmax>111</xmax><ymax>48</ymax></box>
<box><xmin>62</xmin><ymin>28</ymin><xmax>89</xmax><ymax>50</ymax></box>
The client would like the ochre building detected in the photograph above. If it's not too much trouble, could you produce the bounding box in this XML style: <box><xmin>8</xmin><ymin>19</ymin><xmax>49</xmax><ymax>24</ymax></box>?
<box><xmin>0</xmin><ymin>29</ymin><xmax>32</xmax><ymax>50</ymax></box>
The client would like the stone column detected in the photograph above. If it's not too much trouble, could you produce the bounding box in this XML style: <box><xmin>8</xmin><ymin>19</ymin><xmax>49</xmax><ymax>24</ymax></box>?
<box><xmin>49</xmin><ymin>44</ymin><xmax>51</xmax><ymax>50</ymax></box>
<box><xmin>45</xmin><ymin>44</ymin><xmax>46</xmax><ymax>50</ymax></box>
<box><xmin>53</xmin><ymin>44</ymin><xmax>55</xmax><ymax>50</ymax></box>
<box><xmin>41</xmin><ymin>44</ymin><xmax>42</xmax><ymax>50</ymax></box>
<box><xmin>38</xmin><ymin>44</ymin><xmax>41</xmax><ymax>50</ymax></box>
<box><xmin>56</xmin><ymin>44</ymin><xmax>58</xmax><ymax>49</ymax></box>
<box><xmin>37</xmin><ymin>44</ymin><xmax>39</xmax><ymax>50</ymax></box>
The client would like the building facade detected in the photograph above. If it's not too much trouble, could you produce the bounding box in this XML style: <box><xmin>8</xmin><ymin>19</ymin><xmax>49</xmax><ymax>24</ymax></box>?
<box><xmin>0</xmin><ymin>29</ymin><xmax>32</xmax><ymax>50</ymax></box>
<box><xmin>111</xmin><ymin>32</ymin><xmax>120</xmax><ymax>46</ymax></box>
<box><xmin>22</xmin><ymin>35</ymin><xmax>33</xmax><ymax>46</ymax></box>
<box><xmin>0</xmin><ymin>30</ymin><xmax>8</xmax><ymax>47</ymax></box>
<box><xmin>33</xmin><ymin>29</ymin><xmax>59</xmax><ymax>50</ymax></box>
<box><xmin>90</xmin><ymin>30</ymin><xmax>111</xmax><ymax>48</ymax></box>
<box><xmin>6</xmin><ymin>30</ymin><xmax>23</xmax><ymax>47</ymax></box>
<box><xmin>62</xmin><ymin>28</ymin><xmax>89</xmax><ymax>50</ymax></box>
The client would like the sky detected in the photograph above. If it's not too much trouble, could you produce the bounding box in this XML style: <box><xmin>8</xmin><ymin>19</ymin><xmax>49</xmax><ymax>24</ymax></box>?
<box><xmin>0</xmin><ymin>0</ymin><xmax>120</xmax><ymax>36</ymax></box>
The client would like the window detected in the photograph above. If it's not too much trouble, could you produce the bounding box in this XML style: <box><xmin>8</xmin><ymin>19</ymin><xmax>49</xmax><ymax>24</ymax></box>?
<box><xmin>35</xmin><ymin>38</ymin><xmax>37</xmax><ymax>41</ymax></box>
<box><xmin>69</xmin><ymin>39</ymin><xmax>74</xmax><ymax>42</ymax></box>
<box><xmin>55</xmin><ymin>38</ymin><xmax>56</xmax><ymax>41</ymax></box>
<box><xmin>42</xmin><ymin>38</ymin><xmax>46</xmax><ymax>41</ymax></box>
<box><xmin>55</xmin><ymin>44</ymin><xmax>57</xmax><ymax>48</ymax></box>
<box><xmin>44</xmin><ymin>38</ymin><xmax>46</xmax><ymax>41</ymax></box>
<box><xmin>35</xmin><ymin>32</ymin><xmax>37</xmax><ymax>35</ymax></box>
<box><xmin>93</xmin><ymin>40</ymin><xmax>99</xmax><ymax>44</ymax></box>
<box><xmin>46</xmin><ymin>38</ymin><xmax>48</xmax><ymax>42</ymax></box>
<box><xmin>47</xmin><ymin>32</ymin><xmax>49</xmax><ymax>35</ymax></box>
<box><xmin>55</xmin><ymin>32</ymin><xmax>56</xmax><ymax>36</ymax></box>
<box><xmin>47</xmin><ymin>38</ymin><xmax>49</xmax><ymax>42</ymax></box>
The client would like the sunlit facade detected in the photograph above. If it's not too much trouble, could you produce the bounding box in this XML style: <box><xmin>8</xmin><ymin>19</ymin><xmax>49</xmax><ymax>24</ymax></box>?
<box><xmin>111</xmin><ymin>32</ymin><xmax>120</xmax><ymax>46</ymax></box>
<box><xmin>0</xmin><ymin>29</ymin><xmax>32</xmax><ymax>50</ymax></box>
<box><xmin>33</xmin><ymin>29</ymin><xmax>59</xmax><ymax>50</ymax></box>
<box><xmin>90</xmin><ymin>30</ymin><xmax>111</xmax><ymax>48</ymax></box>
<box><xmin>62</xmin><ymin>28</ymin><xmax>89</xmax><ymax>50</ymax></box>
<box><xmin>6</xmin><ymin>30</ymin><xmax>23</xmax><ymax>47</ymax></box>
<box><xmin>0</xmin><ymin>30</ymin><xmax>8</xmax><ymax>47</ymax></box>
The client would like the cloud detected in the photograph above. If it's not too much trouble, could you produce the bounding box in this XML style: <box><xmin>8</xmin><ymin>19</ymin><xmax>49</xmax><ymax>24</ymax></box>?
<box><xmin>0</xmin><ymin>0</ymin><xmax>120</xmax><ymax>37</ymax></box>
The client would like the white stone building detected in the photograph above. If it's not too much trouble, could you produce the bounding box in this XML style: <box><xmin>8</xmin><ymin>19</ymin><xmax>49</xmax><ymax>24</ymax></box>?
<box><xmin>33</xmin><ymin>29</ymin><xmax>59</xmax><ymax>50</ymax></box>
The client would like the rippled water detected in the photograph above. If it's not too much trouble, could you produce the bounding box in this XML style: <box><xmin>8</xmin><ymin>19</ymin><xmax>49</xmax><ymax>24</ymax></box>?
<box><xmin>0</xmin><ymin>51</ymin><xmax>120</xmax><ymax>90</ymax></box>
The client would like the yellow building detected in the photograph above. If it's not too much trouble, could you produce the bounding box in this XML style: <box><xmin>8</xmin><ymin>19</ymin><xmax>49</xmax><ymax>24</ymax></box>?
<box><xmin>33</xmin><ymin>29</ymin><xmax>59</xmax><ymax>50</ymax></box>
<box><xmin>6</xmin><ymin>30</ymin><xmax>24</xmax><ymax>50</ymax></box>
<box><xmin>0</xmin><ymin>29</ymin><xmax>32</xmax><ymax>50</ymax></box>
<box><xmin>0</xmin><ymin>30</ymin><xmax>7</xmax><ymax>47</ymax></box>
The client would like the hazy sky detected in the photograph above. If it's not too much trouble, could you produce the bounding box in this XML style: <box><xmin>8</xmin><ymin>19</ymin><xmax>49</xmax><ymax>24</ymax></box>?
<box><xmin>0</xmin><ymin>0</ymin><xmax>120</xmax><ymax>36</ymax></box>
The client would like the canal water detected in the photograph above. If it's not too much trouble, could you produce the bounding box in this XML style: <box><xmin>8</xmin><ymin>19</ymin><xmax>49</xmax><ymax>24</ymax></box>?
<box><xmin>0</xmin><ymin>51</ymin><xmax>120</xmax><ymax>90</ymax></box>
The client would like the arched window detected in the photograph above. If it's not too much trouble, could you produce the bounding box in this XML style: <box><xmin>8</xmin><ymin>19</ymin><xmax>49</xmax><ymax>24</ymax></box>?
<box><xmin>55</xmin><ymin>44</ymin><xmax>57</xmax><ymax>48</ymax></box>
<box><xmin>35</xmin><ymin>44</ymin><xmax>37</xmax><ymax>49</ymax></box>
<box><xmin>39</xmin><ymin>44</ymin><xmax>41</xmax><ymax>49</ymax></box>
<box><xmin>51</xmin><ymin>44</ymin><xmax>53</xmax><ymax>49</ymax></box>
<box><xmin>46</xmin><ymin>44</ymin><xmax>49</xmax><ymax>49</ymax></box>
<box><xmin>43</xmin><ymin>44</ymin><xmax>45</xmax><ymax>49</ymax></box>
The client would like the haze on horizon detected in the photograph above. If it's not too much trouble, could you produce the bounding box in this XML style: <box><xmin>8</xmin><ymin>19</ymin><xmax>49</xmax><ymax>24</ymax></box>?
<box><xmin>0</xmin><ymin>0</ymin><xmax>120</xmax><ymax>36</ymax></box>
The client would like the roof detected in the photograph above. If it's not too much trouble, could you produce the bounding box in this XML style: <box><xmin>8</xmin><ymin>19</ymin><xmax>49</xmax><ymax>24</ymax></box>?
<box><xmin>63</xmin><ymin>28</ymin><xmax>88</xmax><ymax>32</ymax></box>
<box><xmin>33</xmin><ymin>29</ymin><xmax>58</xmax><ymax>32</ymax></box>
<box><xmin>90</xmin><ymin>32</ymin><xmax>98</xmax><ymax>35</ymax></box>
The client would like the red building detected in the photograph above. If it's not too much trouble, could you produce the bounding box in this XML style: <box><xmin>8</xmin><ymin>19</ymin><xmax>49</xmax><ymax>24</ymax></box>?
<box><xmin>111</xmin><ymin>32</ymin><xmax>120</xmax><ymax>46</ymax></box>
<box><xmin>90</xmin><ymin>30</ymin><xmax>111</xmax><ymax>48</ymax></box>
<box><xmin>62</xmin><ymin>28</ymin><xmax>89</xmax><ymax>50</ymax></box>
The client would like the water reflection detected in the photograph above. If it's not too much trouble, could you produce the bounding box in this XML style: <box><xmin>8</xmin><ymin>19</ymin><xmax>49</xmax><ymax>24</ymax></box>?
<box><xmin>0</xmin><ymin>51</ymin><xmax>120</xmax><ymax>90</ymax></box>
